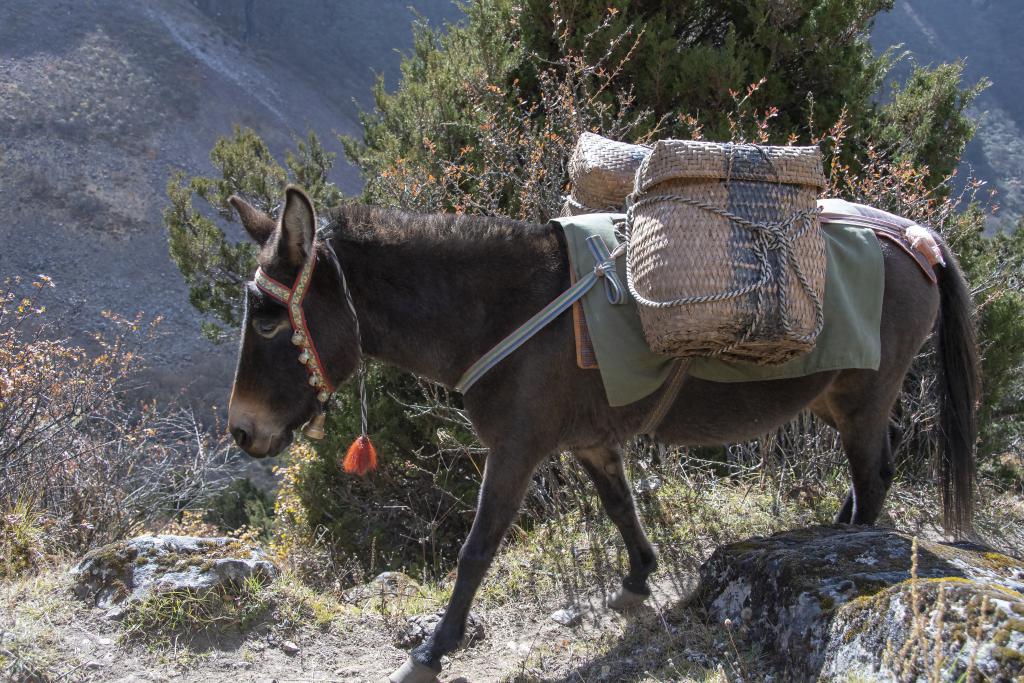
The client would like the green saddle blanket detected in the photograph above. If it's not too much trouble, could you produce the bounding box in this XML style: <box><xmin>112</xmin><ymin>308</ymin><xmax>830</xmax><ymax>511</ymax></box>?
<box><xmin>555</xmin><ymin>213</ymin><xmax>884</xmax><ymax>407</ymax></box>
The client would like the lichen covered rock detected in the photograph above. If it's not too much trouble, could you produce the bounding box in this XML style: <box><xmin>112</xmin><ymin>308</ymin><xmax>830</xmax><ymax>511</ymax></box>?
<box><xmin>72</xmin><ymin>535</ymin><xmax>278</xmax><ymax>612</ymax></box>
<box><xmin>695</xmin><ymin>526</ymin><xmax>1023</xmax><ymax>681</ymax></box>
<box><xmin>825</xmin><ymin>577</ymin><xmax>1023</xmax><ymax>681</ymax></box>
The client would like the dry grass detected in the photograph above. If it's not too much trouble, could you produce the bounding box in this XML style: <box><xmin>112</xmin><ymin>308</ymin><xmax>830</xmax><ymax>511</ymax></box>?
<box><xmin>467</xmin><ymin>448</ymin><xmax>1021</xmax><ymax>682</ymax></box>
<box><xmin>470</xmin><ymin>463</ymin><xmax>819</xmax><ymax>681</ymax></box>
<box><xmin>0</xmin><ymin>567</ymin><xmax>84</xmax><ymax>682</ymax></box>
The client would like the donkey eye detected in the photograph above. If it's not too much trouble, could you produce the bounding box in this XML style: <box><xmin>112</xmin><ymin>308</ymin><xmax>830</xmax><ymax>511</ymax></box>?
<box><xmin>253</xmin><ymin>317</ymin><xmax>284</xmax><ymax>338</ymax></box>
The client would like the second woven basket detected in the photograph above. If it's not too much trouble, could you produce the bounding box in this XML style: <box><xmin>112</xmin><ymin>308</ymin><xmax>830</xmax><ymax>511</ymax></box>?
<box><xmin>562</xmin><ymin>132</ymin><xmax>650</xmax><ymax>215</ymax></box>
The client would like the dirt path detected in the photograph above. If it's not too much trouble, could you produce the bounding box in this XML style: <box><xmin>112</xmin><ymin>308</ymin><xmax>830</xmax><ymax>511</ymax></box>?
<box><xmin>3</xmin><ymin>569</ymin><xmax>724</xmax><ymax>683</ymax></box>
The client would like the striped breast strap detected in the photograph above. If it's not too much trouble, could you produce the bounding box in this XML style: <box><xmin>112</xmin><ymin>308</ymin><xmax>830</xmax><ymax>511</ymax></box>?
<box><xmin>455</xmin><ymin>235</ymin><xmax>626</xmax><ymax>394</ymax></box>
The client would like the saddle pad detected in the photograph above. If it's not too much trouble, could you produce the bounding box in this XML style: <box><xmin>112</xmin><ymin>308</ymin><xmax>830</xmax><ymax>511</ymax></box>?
<box><xmin>555</xmin><ymin>212</ymin><xmax>884</xmax><ymax>406</ymax></box>
<box><xmin>560</xmin><ymin>214</ymin><xmax>678</xmax><ymax>404</ymax></box>
<box><xmin>818</xmin><ymin>198</ymin><xmax>940</xmax><ymax>283</ymax></box>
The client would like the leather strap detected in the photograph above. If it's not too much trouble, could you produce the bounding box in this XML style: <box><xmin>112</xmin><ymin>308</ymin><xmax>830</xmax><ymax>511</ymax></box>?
<box><xmin>638</xmin><ymin>358</ymin><xmax>690</xmax><ymax>436</ymax></box>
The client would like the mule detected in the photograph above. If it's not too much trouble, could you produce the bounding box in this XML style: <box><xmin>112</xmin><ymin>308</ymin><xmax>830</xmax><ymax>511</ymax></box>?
<box><xmin>227</xmin><ymin>186</ymin><xmax>979</xmax><ymax>683</ymax></box>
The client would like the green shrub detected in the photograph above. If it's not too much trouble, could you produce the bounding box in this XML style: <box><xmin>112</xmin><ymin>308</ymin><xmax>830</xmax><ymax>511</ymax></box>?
<box><xmin>345</xmin><ymin>0</ymin><xmax>986</xmax><ymax>196</ymax></box>
<box><xmin>203</xmin><ymin>478</ymin><xmax>275</xmax><ymax>541</ymax></box>
<box><xmin>165</xmin><ymin>127</ymin><xmax>342</xmax><ymax>341</ymax></box>
<box><xmin>274</xmin><ymin>366</ymin><xmax>481</xmax><ymax>580</ymax></box>
<box><xmin>162</xmin><ymin>130</ymin><xmax>484</xmax><ymax>577</ymax></box>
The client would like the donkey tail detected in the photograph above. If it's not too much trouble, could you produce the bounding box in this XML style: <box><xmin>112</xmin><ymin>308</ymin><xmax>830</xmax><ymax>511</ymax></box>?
<box><xmin>934</xmin><ymin>239</ymin><xmax>981</xmax><ymax>536</ymax></box>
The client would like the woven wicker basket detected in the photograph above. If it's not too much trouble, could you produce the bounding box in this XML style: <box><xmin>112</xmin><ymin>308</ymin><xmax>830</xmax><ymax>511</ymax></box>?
<box><xmin>562</xmin><ymin>132</ymin><xmax>650</xmax><ymax>216</ymax></box>
<box><xmin>627</xmin><ymin>140</ymin><xmax>827</xmax><ymax>364</ymax></box>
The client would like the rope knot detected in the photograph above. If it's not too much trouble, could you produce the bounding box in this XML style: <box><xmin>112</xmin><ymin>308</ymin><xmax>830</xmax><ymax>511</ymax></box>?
<box><xmin>757</xmin><ymin>222</ymin><xmax>794</xmax><ymax>252</ymax></box>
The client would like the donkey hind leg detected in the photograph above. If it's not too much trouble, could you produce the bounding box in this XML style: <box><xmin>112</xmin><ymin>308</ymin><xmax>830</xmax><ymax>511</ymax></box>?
<box><xmin>834</xmin><ymin>420</ymin><xmax>899</xmax><ymax>524</ymax></box>
<box><xmin>575</xmin><ymin>446</ymin><xmax>657</xmax><ymax>610</ymax></box>
<box><xmin>390</xmin><ymin>445</ymin><xmax>551</xmax><ymax>683</ymax></box>
<box><xmin>831</xmin><ymin>408</ymin><xmax>898</xmax><ymax>525</ymax></box>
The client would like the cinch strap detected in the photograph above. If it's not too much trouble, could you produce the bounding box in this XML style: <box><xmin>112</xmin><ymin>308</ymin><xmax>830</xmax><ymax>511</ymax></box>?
<box><xmin>455</xmin><ymin>235</ymin><xmax>625</xmax><ymax>394</ymax></box>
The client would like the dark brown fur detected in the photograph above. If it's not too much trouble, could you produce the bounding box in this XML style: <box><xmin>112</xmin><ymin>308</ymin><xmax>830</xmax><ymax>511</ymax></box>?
<box><xmin>227</xmin><ymin>190</ymin><xmax>980</xmax><ymax>675</ymax></box>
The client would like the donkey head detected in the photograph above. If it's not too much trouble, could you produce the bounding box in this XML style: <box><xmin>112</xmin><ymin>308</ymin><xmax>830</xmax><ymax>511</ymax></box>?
<box><xmin>227</xmin><ymin>186</ymin><xmax>360</xmax><ymax>457</ymax></box>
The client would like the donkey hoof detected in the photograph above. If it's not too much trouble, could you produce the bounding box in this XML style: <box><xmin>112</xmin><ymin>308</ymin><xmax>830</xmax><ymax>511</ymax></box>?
<box><xmin>607</xmin><ymin>586</ymin><xmax>649</xmax><ymax>611</ymax></box>
<box><xmin>388</xmin><ymin>657</ymin><xmax>440</xmax><ymax>683</ymax></box>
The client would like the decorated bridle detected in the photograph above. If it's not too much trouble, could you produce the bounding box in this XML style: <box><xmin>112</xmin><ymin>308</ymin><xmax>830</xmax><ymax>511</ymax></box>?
<box><xmin>254</xmin><ymin>245</ymin><xmax>334</xmax><ymax>407</ymax></box>
<box><xmin>252</xmin><ymin>237</ymin><xmax>377</xmax><ymax>474</ymax></box>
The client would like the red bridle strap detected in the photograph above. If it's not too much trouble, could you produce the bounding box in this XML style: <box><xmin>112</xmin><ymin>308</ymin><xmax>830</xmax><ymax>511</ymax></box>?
<box><xmin>253</xmin><ymin>246</ymin><xmax>335</xmax><ymax>399</ymax></box>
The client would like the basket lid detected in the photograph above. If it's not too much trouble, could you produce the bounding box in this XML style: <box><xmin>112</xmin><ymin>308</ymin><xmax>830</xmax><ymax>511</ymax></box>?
<box><xmin>635</xmin><ymin>140</ymin><xmax>825</xmax><ymax>193</ymax></box>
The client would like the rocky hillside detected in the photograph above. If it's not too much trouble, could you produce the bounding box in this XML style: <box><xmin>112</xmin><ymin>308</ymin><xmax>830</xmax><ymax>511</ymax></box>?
<box><xmin>0</xmin><ymin>0</ymin><xmax>460</xmax><ymax>411</ymax></box>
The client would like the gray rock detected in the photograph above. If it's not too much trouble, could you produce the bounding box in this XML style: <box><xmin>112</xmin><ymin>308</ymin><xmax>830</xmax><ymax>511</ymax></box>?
<box><xmin>395</xmin><ymin>611</ymin><xmax>485</xmax><ymax>650</ymax></box>
<box><xmin>102</xmin><ymin>606</ymin><xmax>127</xmax><ymax>621</ymax></box>
<box><xmin>281</xmin><ymin>640</ymin><xmax>300</xmax><ymax>655</ymax></box>
<box><xmin>550</xmin><ymin>606</ymin><xmax>582</xmax><ymax>627</ymax></box>
<box><xmin>823</xmin><ymin>578</ymin><xmax>1023</xmax><ymax>682</ymax></box>
<box><xmin>695</xmin><ymin>526</ymin><xmax>1024</xmax><ymax>682</ymax></box>
<box><xmin>72</xmin><ymin>535</ymin><xmax>278</xmax><ymax>609</ymax></box>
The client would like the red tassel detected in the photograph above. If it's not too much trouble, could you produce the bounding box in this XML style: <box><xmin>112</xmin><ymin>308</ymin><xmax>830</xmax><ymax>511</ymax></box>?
<box><xmin>343</xmin><ymin>434</ymin><xmax>378</xmax><ymax>476</ymax></box>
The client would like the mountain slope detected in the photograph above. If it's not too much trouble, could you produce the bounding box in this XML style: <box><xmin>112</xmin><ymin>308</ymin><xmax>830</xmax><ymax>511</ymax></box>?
<box><xmin>872</xmin><ymin>0</ymin><xmax>1024</xmax><ymax>229</ymax></box>
<box><xmin>0</xmin><ymin>0</ymin><xmax>461</xmax><ymax>409</ymax></box>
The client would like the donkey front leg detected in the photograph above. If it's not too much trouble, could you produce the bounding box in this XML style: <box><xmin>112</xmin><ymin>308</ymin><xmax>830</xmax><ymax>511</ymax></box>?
<box><xmin>389</xmin><ymin>445</ymin><xmax>550</xmax><ymax>683</ymax></box>
<box><xmin>575</xmin><ymin>446</ymin><xmax>657</xmax><ymax>610</ymax></box>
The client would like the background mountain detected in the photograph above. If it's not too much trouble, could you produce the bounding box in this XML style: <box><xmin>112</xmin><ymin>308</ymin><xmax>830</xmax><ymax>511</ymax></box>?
<box><xmin>0</xmin><ymin>0</ymin><xmax>1019</xmax><ymax>412</ymax></box>
<box><xmin>872</xmin><ymin>0</ymin><xmax>1024</xmax><ymax>231</ymax></box>
<box><xmin>0</xmin><ymin>0</ymin><xmax>461</xmax><ymax>412</ymax></box>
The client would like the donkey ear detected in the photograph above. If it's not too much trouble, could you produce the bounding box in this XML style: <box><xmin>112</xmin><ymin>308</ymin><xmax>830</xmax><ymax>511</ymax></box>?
<box><xmin>229</xmin><ymin>195</ymin><xmax>275</xmax><ymax>246</ymax></box>
<box><xmin>279</xmin><ymin>186</ymin><xmax>316</xmax><ymax>266</ymax></box>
